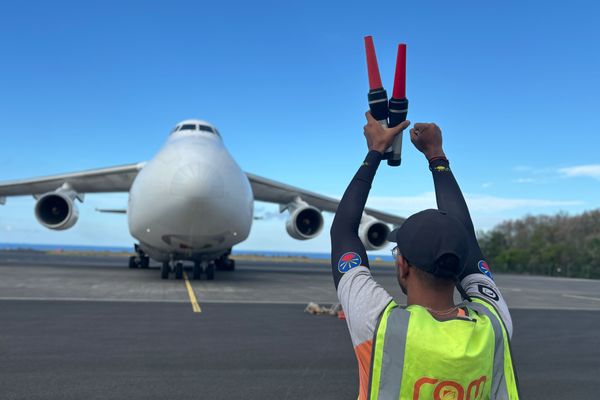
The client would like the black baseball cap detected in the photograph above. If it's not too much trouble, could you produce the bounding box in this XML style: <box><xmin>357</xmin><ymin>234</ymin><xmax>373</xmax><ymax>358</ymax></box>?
<box><xmin>387</xmin><ymin>209</ymin><xmax>469</xmax><ymax>280</ymax></box>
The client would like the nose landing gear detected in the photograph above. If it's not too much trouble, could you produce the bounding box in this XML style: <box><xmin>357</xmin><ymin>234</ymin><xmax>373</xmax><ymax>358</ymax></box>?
<box><xmin>161</xmin><ymin>259</ymin><xmax>216</xmax><ymax>280</ymax></box>
<box><xmin>193</xmin><ymin>261</ymin><xmax>215</xmax><ymax>280</ymax></box>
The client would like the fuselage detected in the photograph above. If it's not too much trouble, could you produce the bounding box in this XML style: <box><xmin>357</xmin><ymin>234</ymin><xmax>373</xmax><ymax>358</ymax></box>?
<box><xmin>127</xmin><ymin>120</ymin><xmax>254</xmax><ymax>262</ymax></box>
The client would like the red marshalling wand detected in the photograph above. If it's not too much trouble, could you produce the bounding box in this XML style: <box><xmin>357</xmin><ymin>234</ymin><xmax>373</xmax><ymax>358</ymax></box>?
<box><xmin>364</xmin><ymin>37</ymin><xmax>409</xmax><ymax>166</ymax></box>
<box><xmin>388</xmin><ymin>43</ymin><xmax>409</xmax><ymax>166</ymax></box>
<box><xmin>365</xmin><ymin>36</ymin><xmax>389</xmax><ymax>127</ymax></box>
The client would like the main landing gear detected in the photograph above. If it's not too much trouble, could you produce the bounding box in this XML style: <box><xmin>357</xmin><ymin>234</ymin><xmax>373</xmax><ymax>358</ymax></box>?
<box><xmin>129</xmin><ymin>245</ymin><xmax>150</xmax><ymax>269</ymax></box>
<box><xmin>161</xmin><ymin>260</ymin><xmax>215</xmax><ymax>281</ymax></box>
<box><xmin>215</xmin><ymin>251</ymin><xmax>235</xmax><ymax>271</ymax></box>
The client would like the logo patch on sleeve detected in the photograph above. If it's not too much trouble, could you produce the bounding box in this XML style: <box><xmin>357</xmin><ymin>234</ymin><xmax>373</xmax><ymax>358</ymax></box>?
<box><xmin>478</xmin><ymin>260</ymin><xmax>493</xmax><ymax>280</ymax></box>
<box><xmin>477</xmin><ymin>284</ymin><xmax>499</xmax><ymax>301</ymax></box>
<box><xmin>338</xmin><ymin>252</ymin><xmax>362</xmax><ymax>273</ymax></box>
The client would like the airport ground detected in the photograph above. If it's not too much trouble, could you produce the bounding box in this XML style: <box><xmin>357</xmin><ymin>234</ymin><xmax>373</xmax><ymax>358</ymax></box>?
<box><xmin>0</xmin><ymin>251</ymin><xmax>599</xmax><ymax>399</ymax></box>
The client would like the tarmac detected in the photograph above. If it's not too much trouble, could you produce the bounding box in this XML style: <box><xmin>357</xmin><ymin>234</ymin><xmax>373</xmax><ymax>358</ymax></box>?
<box><xmin>1</xmin><ymin>251</ymin><xmax>599</xmax><ymax>399</ymax></box>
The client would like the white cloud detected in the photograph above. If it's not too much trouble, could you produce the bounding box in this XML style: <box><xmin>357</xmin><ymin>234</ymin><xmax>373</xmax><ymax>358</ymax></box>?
<box><xmin>464</xmin><ymin>194</ymin><xmax>582</xmax><ymax>212</ymax></box>
<box><xmin>365</xmin><ymin>192</ymin><xmax>583</xmax><ymax>231</ymax></box>
<box><xmin>514</xmin><ymin>178</ymin><xmax>535</xmax><ymax>183</ymax></box>
<box><xmin>559</xmin><ymin>164</ymin><xmax>600</xmax><ymax>180</ymax></box>
<box><xmin>367</xmin><ymin>192</ymin><xmax>582</xmax><ymax>215</ymax></box>
<box><xmin>366</xmin><ymin>192</ymin><xmax>437</xmax><ymax>215</ymax></box>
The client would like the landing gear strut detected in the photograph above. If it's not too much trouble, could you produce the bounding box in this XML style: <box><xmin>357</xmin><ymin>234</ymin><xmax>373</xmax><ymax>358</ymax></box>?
<box><xmin>193</xmin><ymin>261</ymin><xmax>203</xmax><ymax>280</ymax></box>
<box><xmin>129</xmin><ymin>244</ymin><xmax>150</xmax><ymax>269</ymax></box>
<box><xmin>161</xmin><ymin>261</ymin><xmax>170</xmax><ymax>279</ymax></box>
<box><xmin>215</xmin><ymin>250</ymin><xmax>235</xmax><ymax>271</ymax></box>
<box><xmin>205</xmin><ymin>263</ymin><xmax>215</xmax><ymax>280</ymax></box>
<box><xmin>174</xmin><ymin>262</ymin><xmax>184</xmax><ymax>280</ymax></box>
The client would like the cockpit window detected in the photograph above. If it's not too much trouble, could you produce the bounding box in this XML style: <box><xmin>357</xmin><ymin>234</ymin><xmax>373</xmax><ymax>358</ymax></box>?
<box><xmin>169</xmin><ymin>123</ymin><xmax>221</xmax><ymax>137</ymax></box>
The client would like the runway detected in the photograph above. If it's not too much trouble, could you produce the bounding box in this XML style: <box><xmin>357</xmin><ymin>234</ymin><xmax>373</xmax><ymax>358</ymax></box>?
<box><xmin>1</xmin><ymin>251</ymin><xmax>599</xmax><ymax>399</ymax></box>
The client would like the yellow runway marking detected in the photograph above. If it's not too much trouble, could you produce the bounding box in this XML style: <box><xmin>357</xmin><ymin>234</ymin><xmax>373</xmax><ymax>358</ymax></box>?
<box><xmin>183</xmin><ymin>271</ymin><xmax>202</xmax><ymax>313</ymax></box>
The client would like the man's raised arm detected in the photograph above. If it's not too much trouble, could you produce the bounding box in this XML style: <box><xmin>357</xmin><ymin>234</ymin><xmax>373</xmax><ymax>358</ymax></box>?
<box><xmin>409</xmin><ymin>122</ymin><xmax>486</xmax><ymax>279</ymax></box>
<box><xmin>409</xmin><ymin>122</ymin><xmax>514</xmax><ymax>337</ymax></box>
<box><xmin>330</xmin><ymin>113</ymin><xmax>409</xmax><ymax>288</ymax></box>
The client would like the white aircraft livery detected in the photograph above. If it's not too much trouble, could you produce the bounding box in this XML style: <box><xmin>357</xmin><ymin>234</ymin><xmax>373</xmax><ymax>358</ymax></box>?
<box><xmin>0</xmin><ymin>119</ymin><xmax>404</xmax><ymax>280</ymax></box>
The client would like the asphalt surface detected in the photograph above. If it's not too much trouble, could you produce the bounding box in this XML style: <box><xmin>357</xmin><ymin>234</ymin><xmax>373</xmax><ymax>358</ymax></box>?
<box><xmin>1</xmin><ymin>251</ymin><xmax>599</xmax><ymax>399</ymax></box>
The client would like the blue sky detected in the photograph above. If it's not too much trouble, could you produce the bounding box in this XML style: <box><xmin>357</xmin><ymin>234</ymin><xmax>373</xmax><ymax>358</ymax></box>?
<box><xmin>0</xmin><ymin>1</ymin><xmax>599</xmax><ymax>253</ymax></box>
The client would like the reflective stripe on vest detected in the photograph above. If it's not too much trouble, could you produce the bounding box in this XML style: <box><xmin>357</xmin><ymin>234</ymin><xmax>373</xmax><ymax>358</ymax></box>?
<box><xmin>368</xmin><ymin>301</ymin><xmax>517</xmax><ymax>400</ymax></box>
<box><xmin>467</xmin><ymin>302</ymin><xmax>508</xmax><ymax>399</ymax></box>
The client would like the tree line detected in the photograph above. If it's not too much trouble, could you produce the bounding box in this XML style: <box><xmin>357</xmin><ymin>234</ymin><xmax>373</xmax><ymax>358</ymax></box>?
<box><xmin>477</xmin><ymin>209</ymin><xmax>600</xmax><ymax>279</ymax></box>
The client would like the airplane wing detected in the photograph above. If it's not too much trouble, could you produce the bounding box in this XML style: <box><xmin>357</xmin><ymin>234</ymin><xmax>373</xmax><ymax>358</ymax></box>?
<box><xmin>95</xmin><ymin>208</ymin><xmax>128</xmax><ymax>214</ymax></box>
<box><xmin>246</xmin><ymin>173</ymin><xmax>405</xmax><ymax>226</ymax></box>
<box><xmin>0</xmin><ymin>163</ymin><xmax>144</xmax><ymax>202</ymax></box>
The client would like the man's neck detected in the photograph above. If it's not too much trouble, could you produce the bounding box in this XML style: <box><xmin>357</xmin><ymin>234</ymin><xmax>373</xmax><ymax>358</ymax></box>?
<box><xmin>406</xmin><ymin>288</ymin><xmax>455</xmax><ymax>313</ymax></box>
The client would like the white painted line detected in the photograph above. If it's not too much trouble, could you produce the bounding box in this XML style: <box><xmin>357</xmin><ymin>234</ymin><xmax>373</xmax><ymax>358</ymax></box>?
<box><xmin>562</xmin><ymin>294</ymin><xmax>600</xmax><ymax>302</ymax></box>
<box><xmin>0</xmin><ymin>296</ymin><xmax>188</xmax><ymax>303</ymax></box>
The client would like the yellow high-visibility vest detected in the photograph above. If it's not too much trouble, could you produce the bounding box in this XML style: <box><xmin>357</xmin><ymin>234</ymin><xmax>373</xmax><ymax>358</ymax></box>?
<box><xmin>368</xmin><ymin>299</ymin><xmax>519</xmax><ymax>400</ymax></box>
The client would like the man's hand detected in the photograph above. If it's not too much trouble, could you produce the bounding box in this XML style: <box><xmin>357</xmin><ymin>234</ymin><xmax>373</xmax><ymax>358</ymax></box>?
<box><xmin>410</xmin><ymin>122</ymin><xmax>446</xmax><ymax>161</ymax></box>
<box><xmin>364</xmin><ymin>111</ymin><xmax>410</xmax><ymax>154</ymax></box>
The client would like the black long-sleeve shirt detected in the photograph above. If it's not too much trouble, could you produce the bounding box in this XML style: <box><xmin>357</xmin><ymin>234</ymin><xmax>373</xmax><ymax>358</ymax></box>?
<box><xmin>330</xmin><ymin>152</ymin><xmax>488</xmax><ymax>289</ymax></box>
<box><xmin>429</xmin><ymin>158</ymin><xmax>486</xmax><ymax>279</ymax></box>
<box><xmin>330</xmin><ymin>151</ymin><xmax>382</xmax><ymax>289</ymax></box>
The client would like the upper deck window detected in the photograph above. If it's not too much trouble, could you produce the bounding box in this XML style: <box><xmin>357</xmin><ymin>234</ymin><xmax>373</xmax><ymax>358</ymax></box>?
<box><xmin>199</xmin><ymin>125</ymin><xmax>214</xmax><ymax>133</ymax></box>
<box><xmin>180</xmin><ymin>124</ymin><xmax>197</xmax><ymax>131</ymax></box>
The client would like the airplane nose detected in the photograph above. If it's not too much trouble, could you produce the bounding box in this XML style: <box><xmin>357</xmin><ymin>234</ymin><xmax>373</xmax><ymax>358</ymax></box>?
<box><xmin>170</xmin><ymin>162</ymin><xmax>225</xmax><ymax>199</ymax></box>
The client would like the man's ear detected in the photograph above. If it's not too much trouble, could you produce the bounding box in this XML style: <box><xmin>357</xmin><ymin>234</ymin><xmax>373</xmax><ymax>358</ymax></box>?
<box><xmin>399</xmin><ymin>256</ymin><xmax>411</xmax><ymax>279</ymax></box>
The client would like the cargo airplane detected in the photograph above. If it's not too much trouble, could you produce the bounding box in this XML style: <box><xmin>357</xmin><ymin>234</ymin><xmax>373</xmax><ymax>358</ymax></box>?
<box><xmin>0</xmin><ymin>119</ymin><xmax>404</xmax><ymax>280</ymax></box>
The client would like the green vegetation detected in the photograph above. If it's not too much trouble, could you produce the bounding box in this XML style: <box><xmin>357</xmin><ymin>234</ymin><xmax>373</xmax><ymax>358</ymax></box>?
<box><xmin>478</xmin><ymin>210</ymin><xmax>600</xmax><ymax>279</ymax></box>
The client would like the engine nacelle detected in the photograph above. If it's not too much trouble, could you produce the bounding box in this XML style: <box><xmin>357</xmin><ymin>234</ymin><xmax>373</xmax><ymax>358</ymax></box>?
<box><xmin>359</xmin><ymin>214</ymin><xmax>391</xmax><ymax>251</ymax></box>
<box><xmin>283</xmin><ymin>198</ymin><xmax>324</xmax><ymax>240</ymax></box>
<box><xmin>35</xmin><ymin>190</ymin><xmax>80</xmax><ymax>230</ymax></box>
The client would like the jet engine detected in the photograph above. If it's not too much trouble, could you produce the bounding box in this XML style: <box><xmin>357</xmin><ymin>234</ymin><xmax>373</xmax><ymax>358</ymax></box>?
<box><xmin>283</xmin><ymin>197</ymin><xmax>324</xmax><ymax>240</ymax></box>
<box><xmin>34</xmin><ymin>188</ymin><xmax>81</xmax><ymax>230</ymax></box>
<box><xmin>359</xmin><ymin>214</ymin><xmax>391</xmax><ymax>250</ymax></box>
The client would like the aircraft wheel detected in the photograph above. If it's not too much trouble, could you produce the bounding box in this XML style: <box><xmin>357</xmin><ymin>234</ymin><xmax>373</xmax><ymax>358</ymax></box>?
<box><xmin>161</xmin><ymin>261</ymin><xmax>170</xmax><ymax>280</ymax></box>
<box><xmin>224</xmin><ymin>259</ymin><xmax>235</xmax><ymax>271</ymax></box>
<box><xmin>193</xmin><ymin>262</ymin><xmax>202</xmax><ymax>280</ymax></box>
<box><xmin>206</xmin><ymin>263</ymin><xmax>215</xmax><ymax>281</ymax></box>
<box><xmin>216</xmin><ymin>258</ymin><xmax>235</xmax><ymax>271</ymax></box>
<box><xmin>175</xmin><ymin>262</ymin><xmax>183</xmax><ymax>280</ymax></box>
<box><xmin>141</xmin><ymin>256</ymin><xmax>150</xmax><ymax>269</ymax></box>
<box><xmin>128</xmin><ymin>256</ymin><xmax>138</xmax><ymax>269</ymax></box>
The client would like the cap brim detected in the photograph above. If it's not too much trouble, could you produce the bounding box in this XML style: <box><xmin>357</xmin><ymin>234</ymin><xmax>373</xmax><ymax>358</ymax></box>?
<box><xmin>387</xmin><ymin>228</ymin><xmax>400</xmax><ymax>243</ymax></box>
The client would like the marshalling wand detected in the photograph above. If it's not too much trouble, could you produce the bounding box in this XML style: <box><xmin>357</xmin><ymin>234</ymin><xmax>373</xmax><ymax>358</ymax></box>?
<box><xmin>387</xmin><ymin>43</ymin><xmax>409</xmax><ymax>166</ymax></box>
<box><xmin>364</xmin><ymin>36</ymin><xmax>409</xmax><ymax>166</ymax></box>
